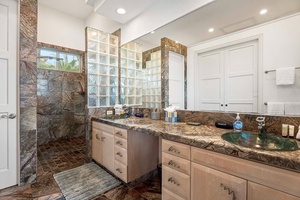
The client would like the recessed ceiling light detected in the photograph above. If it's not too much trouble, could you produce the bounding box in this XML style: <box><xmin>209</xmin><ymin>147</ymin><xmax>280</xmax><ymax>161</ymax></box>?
<box><xmin>116</xmin><ymin>8</ymin><xmax>126</xmax><ymax>15</ymax></box>
<box><xmin>175</xmin><ymin>41</ymin><xmax>179</xmax><ymax>43</ymax></box>
<box><xmin>260</xmin><ymin>9</ymin><xmax>268</xmax><ymax>15</ymax></box>
<box><xmin>151</xmin><ymin>31</ymin><xmax>155</xmax><ymax>34</ymax></box>
<box><xmin>208</xmin><ymin>28</ymin><xmax>214</xmax><ymax>32</ymax></box>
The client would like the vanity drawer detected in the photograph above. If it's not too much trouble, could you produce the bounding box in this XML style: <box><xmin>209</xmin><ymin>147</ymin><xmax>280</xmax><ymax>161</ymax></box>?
<box><xmin>92</xmin><ymin>122</ymin><xmax>114</xmax><ymax>134</ymax></box>
<box><xmin>114</xmin><ymin>145</ymin><xmax>128</xmax><ymax>166</ymax></box>
<box><xmin>162</xmin><ymin>165</ymin><xmax>190</xmax><ymax>200</ymax></box>
<box><xmin>162</xmin><ymin>187</ymin><xmax>186</xmax><ymax>200</ymax></box>
<box><xmin>162</xmin><ymin>152</ymin><xmax>190</xmax><ymax>175</ymax></box>
<box><xmin>114</xmin><ymin>160</ymin><xmax>127</xmax><ymax>182</ymax></box>
<box><xmin>114</xmin><ymin>136</ymin><xmax>127</xmax><ymax>149</ymax></box>
<box><xmin>114</xmin><ymin>127</ymin><xmax>128</xmax><ymax>139</ymax></box>
<box><xmin>162</xmin><ymin>140</ymin><xmax>190</xmax><ymax>160</ymax></box>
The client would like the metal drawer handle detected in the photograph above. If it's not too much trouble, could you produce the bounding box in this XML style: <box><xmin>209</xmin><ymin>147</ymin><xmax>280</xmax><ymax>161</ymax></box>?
<box><xmin>116</xmin><ymin>152</ymin><xmax>123</xmax><ymax>157</ymax></box>
<box><xmin>116</xmin><ymin>132</ymin><xmax>123</xmax><ymax>137</ymax></box>
<box><xmin>220</xmin><ymin>183</ymin><xmax>236</xmax><ymax>200</ymax></box>
<box><xmin>168</xmin><ymin>177</ymin><xmax>180</xmax><ymax>186</ymax></box>
<box><xmin>1</xmin><ymin>113</ymin><xmax>16</xmax><ymax>119</ymax></box>
<box><xmin>168</xmin><ymin>146</ymin><xmax>180</xmax><ymax>154</ymax></box>
<box><xmin>168</xmin><ymin>160</ymin><xmax>180</xmax><ymax>168</ymax></box>
<box><xmin>116</xmin><ymin>141</ymin><xmax>123</xmax><ymax>146</ymax></box>
<box><xmin>96</xmin><ymin>134</ymin><xmax>100</xmax><ymax>140</ymax></box>
<box><xmin>116</xmin><ymin>168</ymin><xmax>122</xmax><ymax>173</ymax></box>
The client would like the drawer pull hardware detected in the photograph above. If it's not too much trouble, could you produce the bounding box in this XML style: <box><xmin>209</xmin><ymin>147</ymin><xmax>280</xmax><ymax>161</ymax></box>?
<box><xmin>116</xmin><ymin>168</ymin><xmax>122</xmax><ymax>173</ymax></box>
<box><xmin>168</xmin><ymin>160</ymin><xmax>180</xmax><ymax>168</ymax></box>
<box><xmin>116</xmin><ymin>141</ymin><xmax>123</xmax><ymax>146</ymax></box>
<box><xmin>101</xmin><ymin>137</ymin><xmax>106</xmax><ymax>141</ymax></box>
<box><xmin>167</xmin><ymin>177</ymin><xmax>180</xmax><ymax>186</ymax></box>
<box><xmin>168</xmin><ymin>146</ymin><xmax>180</xmax><ymax>154</ymax></box>
<box><xmin>116</xmin><ymin>132</ymin><xmax>123</xmax><ymax>137</ymax></box>
<box><xmin>96</xmin><ymin>134</ymin><xmax>100</xmax><ymax>140</ymax></box>
<box><xmin>116</xmin><ymin>152</ymin><xmax>123</xmax><ymax>157</ymax></box>
<box><xmin>220</xmin><ymin>183</ymin><xmax>236</xmax><ymax>200</ymax></box>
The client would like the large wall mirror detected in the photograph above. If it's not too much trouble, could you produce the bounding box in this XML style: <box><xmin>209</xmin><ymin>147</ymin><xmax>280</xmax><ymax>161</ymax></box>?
<box><xmin>127</xmin><ymin>0</ymin><xmax>300</xmax><ymax>116</ymax></box>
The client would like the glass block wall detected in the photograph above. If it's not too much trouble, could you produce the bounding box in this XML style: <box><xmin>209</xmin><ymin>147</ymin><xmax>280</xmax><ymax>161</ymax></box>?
<box><xmin>87</xmin><ymin>27</ymin><xmax>119</xmax><ymax>107</ymax></box>
<box><xmin>120</xmin><ymin>42</ymin><xmax>143</xmax><ymax>106</ymax></box>
<box><xmin>142</xmin><ymin>50</ymin><xmax>161</xmax><ymax>108</ymax></box>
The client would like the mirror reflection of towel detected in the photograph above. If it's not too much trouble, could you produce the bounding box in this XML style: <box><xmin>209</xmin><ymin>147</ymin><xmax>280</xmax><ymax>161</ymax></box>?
<box><xmin>276</xmin><ymin>67</ymin><xmax>295</xmax><ymax>85</ymax></box>
<box><xmin>267</xmin><ymin>102</ymin><xmax>284</xmax><ymax>115</ymax></box>
<box><xmin>285</xmin><ymin>102</ymin><xmax>300</xmax><ymax>116</ymax></box>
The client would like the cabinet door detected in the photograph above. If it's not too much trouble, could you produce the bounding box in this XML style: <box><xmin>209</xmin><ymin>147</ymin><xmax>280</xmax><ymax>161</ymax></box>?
<box><xmin>248</xmin><ymin>182</ymin><xmax>300</xmax><ymax>200</ymax></box>
<box><xmin>102</xmin><ymin>131</ymin><xmax>114</xmax><ymax>172</ymax></box>
<box><xmin>191</xmin><ymin>162</ymin><xmax>246</xmax><ymax>200</ymax></box>
<box><xmin>92</xmin><ymin>129</ymin><xmax>103</xmax><ymax>164</ymax></box>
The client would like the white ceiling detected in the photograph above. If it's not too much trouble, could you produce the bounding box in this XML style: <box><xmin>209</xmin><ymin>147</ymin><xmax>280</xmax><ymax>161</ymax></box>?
<box><xmin>39</xmin><ymin>0</ymin><xmax>161</xmax><ymax>24</ymax></box>
<box><xmin>88</xmin><ymin>0</ymin><xmax>161</xmax><ymax>24</ymax></box>
<box><xmin>38</xmin><ymin>0</ymin><xmax>94</xmax><ymax>19</ymax></box>
<box><xmin>136</xmin><ymin>0</ymin><xmax>300</xmax><ymax>50</ymax></box>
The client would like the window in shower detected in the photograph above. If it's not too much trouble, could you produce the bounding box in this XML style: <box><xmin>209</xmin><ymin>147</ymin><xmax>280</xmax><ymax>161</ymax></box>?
<box><xmin>120</xmin><ymin>42</ymin><xmax>143</xmax><ymax>106</ymax></box>
<box><xmin>37</xmin><ymin>47</ymin><xmax>82</xmax><ymax>72</ymax></box>
<box><xmin>87</xmin><ymin>27</ymin><xmax>119</xmax><ymax>107</ymax></box>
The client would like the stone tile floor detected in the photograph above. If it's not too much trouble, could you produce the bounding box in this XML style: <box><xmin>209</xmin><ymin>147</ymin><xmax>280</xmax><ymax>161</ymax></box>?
<box><xmin>0</xmin><ymin>136</ymin><xmax>161</xmax><ymax>200</ymax></box>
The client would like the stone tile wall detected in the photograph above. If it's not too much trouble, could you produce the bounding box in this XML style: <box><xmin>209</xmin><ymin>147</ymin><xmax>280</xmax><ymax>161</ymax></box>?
<box><xmin>20</xmin><ymin>0</ymin><xmax>38</xmax><ymax>185</ymax></box>
<box><xmin>177</xmin><ymin>110</ymin><xmax>300</xmax><ymax>136</ymax></box>
<box><xmin>37</xmin><ymin>70</ymin><xmax>86</xmax><ymax>145</ymax></box>
<box><xmin>36</xmin><ymin>43</ymin><xmax>86</xmax><ymax>145</ymax></box>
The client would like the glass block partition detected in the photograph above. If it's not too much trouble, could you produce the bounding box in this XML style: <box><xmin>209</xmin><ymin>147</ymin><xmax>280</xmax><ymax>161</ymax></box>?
<box><xmin>120</xmin><ymin>42</ymin><xmax>143</xmax><ymax>106</ymax></box>
<box><xmin>142</xmin><ymin>50</ymin><xmax>161</xmax><ymax>108</ymax></box>
<box><xmin>87</xmin><ymin>27</ymin><xmax>119</xmax><ymax>107</ymax></box>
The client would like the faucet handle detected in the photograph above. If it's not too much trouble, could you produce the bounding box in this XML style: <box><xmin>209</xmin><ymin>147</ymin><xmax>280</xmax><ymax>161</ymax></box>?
<box><xmin>256</xmin><ymin>116</ymin><xmax>265</xmax><ymax>123</ymax></box>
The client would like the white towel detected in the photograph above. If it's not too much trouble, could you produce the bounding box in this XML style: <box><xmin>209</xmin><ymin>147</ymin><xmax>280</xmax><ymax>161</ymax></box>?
<box><xmin>276</xmin><ymin>67</ymin><xmax>295</xmax><ymax>85</ymax></box>
<box><xmin>267</xmin><ymin>102</ymin><xmax>285</xmax><ymax>115</ymax></box>
<box><xmin>284</xmin><ymin>102</ymin><xmax>300</xmax><ymax>116</ymax></box>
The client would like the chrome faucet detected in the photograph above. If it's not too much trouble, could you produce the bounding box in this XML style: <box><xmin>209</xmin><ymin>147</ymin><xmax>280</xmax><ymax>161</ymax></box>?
<box><xmin>256</xmin><ymin>117</ymin><xmax>265</xmax><ymax>135</ymax></box>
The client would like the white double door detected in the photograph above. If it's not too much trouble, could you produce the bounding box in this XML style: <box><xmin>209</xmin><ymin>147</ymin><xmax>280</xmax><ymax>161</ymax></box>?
<box><xmin>0</xmin><ymin>0</ymin><xmax>18</xmax><ymax>189</ymax></box>
<box><xmin>196</xmin><ymin>40</ymin><xmax>258</xmax><ymax>112</ymax></box>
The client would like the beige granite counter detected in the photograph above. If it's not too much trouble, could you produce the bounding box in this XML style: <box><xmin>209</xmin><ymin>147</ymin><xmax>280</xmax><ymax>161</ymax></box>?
<box><xmin>92</xmin><ymin>117</ymin><xmax>300</xmax><ymax>173</ymax></box>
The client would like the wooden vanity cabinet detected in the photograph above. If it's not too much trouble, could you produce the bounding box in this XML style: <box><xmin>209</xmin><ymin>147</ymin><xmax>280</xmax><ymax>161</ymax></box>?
<box><xmin>191</xmin><ymin>162</ymin><xmax>247</xmax><ymax>200</ymax></box>
<box><xmin>248</xmin><ymin>182</ymin><xmax>300</xmax><ymax>200</ymax></box>
<box><xmin>92</xmin><ymin>122</ymin><xmax>158</xmax><ymax>183</ymax></box>
<box><xmin>92</xmin><ymin>122</ymin><xmax>114</xmax><ymax>172</ymax></box>
<box><xmin>162</xmin><ymin>140</ymin><xmax>191</xmax><ymax>200</ymax></box>
<box><xmin>191</xmin><ymin>147</ymin><xmax>300</xmax><ymax>200</ymax></box>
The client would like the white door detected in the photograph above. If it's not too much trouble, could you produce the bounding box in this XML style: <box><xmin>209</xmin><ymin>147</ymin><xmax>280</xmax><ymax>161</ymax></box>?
<box><xmin>197</xmin><ymin>49</ymin><xmax>224</xmax><ymax>111</ymax></box>
<box><xmin>0</xmin><ymin>0</ymin><xmax>18</xmax><ymax>190</ymax></box>
<box><xmin>169</xmin><ymin>52</ymin><xmax>184</xmax><ymax>109</ymax></box>
<box><xmin>196</xmin><ymin>40</ymin><xmax>258</xmax><ymax>112</ymax></box>
<box><xmin>224</xmin><ymin>41</ymin><xmax>258</xmax><ymax>112</ymax></box>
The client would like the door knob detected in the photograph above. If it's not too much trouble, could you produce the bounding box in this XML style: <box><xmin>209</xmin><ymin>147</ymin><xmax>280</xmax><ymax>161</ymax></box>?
<box><xmin>1</xmin><ymin>113</ymin><xmax>16</xmax><ymax>119</ymax></box>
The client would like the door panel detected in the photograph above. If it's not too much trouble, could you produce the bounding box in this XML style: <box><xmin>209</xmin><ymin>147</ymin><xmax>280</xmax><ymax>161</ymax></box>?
<box><xmin>225</xmin><ymin>41</ymin><xmax>258</xmax><ymax>112</ymax></box>
<box><xmin>0</xmin><ymin>0</ymin><xmax>18</xmax><ymax>190</ymax></box>
<box><xmin>191</xmin><ymin>162</ymin><xmax>247</xmax><ymax>200</ymax></box>
<box><xmin>102</xmin><ymin>132</ymin><xmax>114</xmax><ymax>172</ymax></box>
<box><xmin>198</xmin><ymin>50</ymin><xmax>224</xmax><ymax>111</ymax></box>
<box><xmin>169</xmin><ymin>52</ymin><xmax>184</xmax><ymax>109</ymax></box>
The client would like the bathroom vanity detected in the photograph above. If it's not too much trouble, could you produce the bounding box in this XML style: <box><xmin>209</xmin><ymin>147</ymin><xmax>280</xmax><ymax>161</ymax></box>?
<box><xmin>92</xmin><ymin>121</ymin><xmax>158</xmax><ymax>183</ymax></box>
<box><xmin>92</xmin><ymin>117</ymin><xmax>300</xmax><ymax>200</ymax></box>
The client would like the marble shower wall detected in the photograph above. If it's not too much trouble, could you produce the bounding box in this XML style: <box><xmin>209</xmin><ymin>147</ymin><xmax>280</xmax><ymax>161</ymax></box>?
<box><xmin>20</xmin><ymin>0</ymin><xmax>38</xmax><ymax>185</ymax></box>
<box><xmin>177</xmin><ymin>110</ymin><xmax>300</xmax><ymax>136</ymax></box>
<box><xmin>37</xmin><ymin>43</ymin><xmax>86</xmax><ymax>145</ymax></box>
<box><xmin>161</xmin><ymin>38</ymin><xmax>187</xmax><ymax>109</ymax></box>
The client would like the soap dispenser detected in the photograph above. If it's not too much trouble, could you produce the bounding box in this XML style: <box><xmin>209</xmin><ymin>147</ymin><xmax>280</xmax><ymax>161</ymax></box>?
<box><xmin>233</xmin><ymin>113</ymin><xmax>243</xmax><ymax>132</ymax></box>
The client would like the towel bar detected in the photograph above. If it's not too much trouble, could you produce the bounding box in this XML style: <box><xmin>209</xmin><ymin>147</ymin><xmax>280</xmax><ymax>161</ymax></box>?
<box><xmin>265</xmin><ymin>67</ymin><xmax>300</xmax><ymax>74</ymax></box>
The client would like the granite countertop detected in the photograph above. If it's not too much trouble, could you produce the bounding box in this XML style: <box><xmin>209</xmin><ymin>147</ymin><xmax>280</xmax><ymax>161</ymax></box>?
<box><xmin>92</xmin><ymin>117</ymin><xmax>300</xmax><ymax>173</ymax></box>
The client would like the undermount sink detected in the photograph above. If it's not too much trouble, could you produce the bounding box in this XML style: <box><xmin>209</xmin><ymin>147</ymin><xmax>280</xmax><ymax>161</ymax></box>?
<box><xmin>221</xmin><ymin>131</ymin><xmax>299</xmax><ymax>151</ymax></box>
